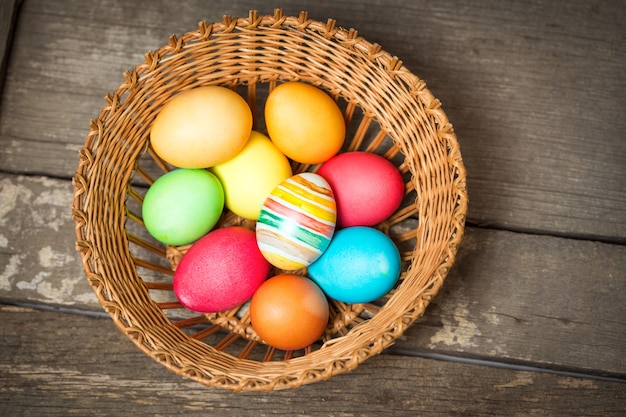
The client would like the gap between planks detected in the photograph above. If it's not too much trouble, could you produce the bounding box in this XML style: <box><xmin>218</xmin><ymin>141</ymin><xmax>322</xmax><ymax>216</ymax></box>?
<box><xmin>4</xmin><ymin>301</ymin><xmax>624</xmax><ymax>385</ymax></box>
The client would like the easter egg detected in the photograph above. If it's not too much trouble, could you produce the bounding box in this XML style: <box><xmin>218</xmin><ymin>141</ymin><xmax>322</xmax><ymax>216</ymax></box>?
<box><xmin>173</xmin><ymin>226</ymin><xmax>271</xmax><ymax>313</ymax></box>
<box><xmin>211</xmin><ymin>131</ymin><xmax>293</xmax><ymax>220</ymax></box>
<box><xmin>265</xmin><ymin>81</ymin><xmax>345</xmax><ymax>164</ymax></box>
<box><xmin>256</xmin><ymin>173</ymin><xmax>337</xmax><ymax>270</ymax></box>
<box><xmin>308</xmin><ymin>226</ymin><xmax>401</xmax><ymax>304</ymax></box>
<box><xmin>142</xmin><ymin>169</ymin><xmax>224</xmax><ymax>246</ymax></box>
<box><xmin>150</xmin><ymin>86</ymin><xmax>253</xmax><ymax>168</ymax></box>
<box><xmin>250</xmin><ymin>274</ymin><xmax>329</xmax><ymax>351</ymax></box>
<box><xmin>317</xmin><ymin>152</ymin><xmax>405</xmax><ymax>227</ymax></box>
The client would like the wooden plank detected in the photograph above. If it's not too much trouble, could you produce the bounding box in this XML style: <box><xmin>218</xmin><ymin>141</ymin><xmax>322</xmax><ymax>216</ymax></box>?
<box><xmin>1</xmin><ymin>305</ymin><xmax>624</xmax><ymax>416</ymax></box>
<box><xmin>0</xmin><ymin>173</ymin><xmax>95</xmax><ymax>308</ymax></box>
<box><xmin>0</xmin><ymin>0</ymin><xmax>625</xmax><ymax>241</ymax></box>
<box><xmin>0</xmin><ymin>0</ymin><xmax>20</xmax><ymax>94</ymax></box>
<box><xmin>395</xmin><ymin>227</ymin><xmax>626</xmax><ymax>378</ymax></box>
<box><xmin>1</xmin><ymin>172</ymin><xmax>624</xmax><ymax>378</ymax></box>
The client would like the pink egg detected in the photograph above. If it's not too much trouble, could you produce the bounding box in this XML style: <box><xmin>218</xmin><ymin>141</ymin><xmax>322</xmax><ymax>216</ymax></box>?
<box><xmin>317</xmin><ymin>152</ymin><xmax>404</xmax><ymax>227</ymax></box>
<box><xmin>173</xmin><ymin>226</ymin><xmax>271</xmax><ymax>313</ymax></box>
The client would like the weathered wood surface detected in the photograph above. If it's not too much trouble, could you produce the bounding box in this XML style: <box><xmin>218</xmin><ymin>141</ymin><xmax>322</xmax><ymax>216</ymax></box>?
<box><xmin>0</xmin><ymin>0</ymin><xmax>20</xmax><ymax>94</ymax></box>
<box><xmin>0</xmin><ymin>0</ymin><xmax>625</xmax><ymax>412</ymax></box>
<box><xmin>0</xmin><ymin>0</ymin><xmax>625</xmax><ymax>241</ymax></box>
<box><xmin>1</xmin><ymin>172</ymin><xmax>625</xmax><ymax>379</ymax></box>
<box><xmin>1</xmin><ymin>305</ymin><xmax>624</xmax><ymax>417</ymax></box>
<box><xmin>399</xmin><ymin>227</ymin><xmax>626</xmax><ymax>378</ymax></box>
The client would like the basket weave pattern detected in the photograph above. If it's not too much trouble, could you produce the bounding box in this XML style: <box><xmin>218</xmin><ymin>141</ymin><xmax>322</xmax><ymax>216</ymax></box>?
<box><xmin>72</xmin><ymin>9</ymin><xmax>467</xmax><ymax>391</ymax></box>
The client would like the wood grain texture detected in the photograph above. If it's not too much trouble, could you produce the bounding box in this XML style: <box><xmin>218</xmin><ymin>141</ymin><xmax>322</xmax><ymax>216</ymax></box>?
<box><xmin>0</xmin><ymin>0</ymin><xmax>624</xmax><ymax>241</ymax></box>
<box><xmin>1</xmin><ymin>1</ymin><xmax>625</xmax><ymax>412</ymax></box>
<box><xmin>397</xmin><ymin>227</ymin><xmax>626</xmax><ymax>378</ymax></box>
<box><xmin>0</xmin><ymin>174</ymin><xmax>95</xmax><ymax>308</ymax></box>
<box><xmin>1</xmin><ymin>305</ymin><xmax>624</xmax><ymax>417</ymax></box>
<box><xmin>0</xmin><ymin>0</ymin><xmax>20</xmax><ymax>94</ymax></box>
<box><xmin>1</xmin><ymin>173</ymin><xmax>624</xmax><ymax>378</ymax></box>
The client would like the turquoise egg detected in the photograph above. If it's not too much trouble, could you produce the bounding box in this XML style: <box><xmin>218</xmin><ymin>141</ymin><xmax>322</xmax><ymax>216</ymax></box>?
<box><xmin>308</xmin><ymin>226</ymin><xmax>401</xmax><ymax>303</ymax></box>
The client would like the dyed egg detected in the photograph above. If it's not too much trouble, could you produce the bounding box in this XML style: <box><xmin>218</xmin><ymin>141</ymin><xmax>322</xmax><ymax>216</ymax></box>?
<box><xmin>256</xmin><ymin>172</ymin><xmax>337</xmax><ymax>270</ymax></box>
<box><xmin>265</xmin><ymin>81</ymin><xmax>345</xmax><ymax>164</ymax></box>
<box><xmin>250</xmin><ymin>274</ymin><xmax>329</xmax><ymax>351</ymax></box>
<box><xmin>211</xmin><ymin>131</ymin><xmax>293</xmax><ymax>220</ymax></box>
<box><xmin>142</xmin><ymin>169</ymin><xmax>224</xmax><ymax>246</ymax></box>
<box><xmin>150</xmin><ymin>86</ymin><xmax>253</xmax><ymax>168</ymax></box>
<box><xmin>317</xmin><ymin>152</ymin><xmax>405</xmax><ymax>227</ymax></box>
<box><xmin>308</xmin><ymin>226</ymin><xmax>401</xmax><ymax>304</ymax></box>
<box><xmin>173</xmin><ymin>226</ymin><xmax>271</xmax><ymax>313</ymax></box>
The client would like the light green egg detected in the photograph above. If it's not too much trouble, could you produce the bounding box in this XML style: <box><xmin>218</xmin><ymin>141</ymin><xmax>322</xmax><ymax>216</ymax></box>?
<box><xmin>142</xmin><ymin>168</ymin><xmax>224</xmax><ymax>246</ymax></box>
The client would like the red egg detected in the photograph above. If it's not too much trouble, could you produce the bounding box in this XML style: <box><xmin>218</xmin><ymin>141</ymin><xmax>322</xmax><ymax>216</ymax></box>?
<box><xmin>317</xmin><ymin>152</ymin><xmax>405</xmax><ymax>227</ymax></box>
<box><xmin>173</xmin><ymin>226</ymin><xmax>271</xmax><ymax>313</ymax></box>
<box><xmin>250</xmin><ymin>274</ymin><xmax>329</xmax><ymax>351</ymax></box>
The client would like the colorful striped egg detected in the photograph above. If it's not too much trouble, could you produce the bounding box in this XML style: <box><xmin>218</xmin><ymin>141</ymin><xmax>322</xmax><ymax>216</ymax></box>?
<box><xmin>256</xmin><ymin>172</ymin><xmax>337</xmax><ymax>271</ymax></box>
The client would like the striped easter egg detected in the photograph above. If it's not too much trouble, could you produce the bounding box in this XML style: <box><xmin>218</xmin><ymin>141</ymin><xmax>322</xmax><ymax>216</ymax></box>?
<box><xmin>256</xmin><ymin>172</ymin><xmax>337</xmax><ymax>271</ymax></box>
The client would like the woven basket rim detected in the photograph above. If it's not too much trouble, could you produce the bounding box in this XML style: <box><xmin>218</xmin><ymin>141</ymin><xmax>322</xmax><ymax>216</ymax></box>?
<box><xmin>71</xmin><ymin>8</ymin><xmax>468</xmax><ymax>391</ymax></box>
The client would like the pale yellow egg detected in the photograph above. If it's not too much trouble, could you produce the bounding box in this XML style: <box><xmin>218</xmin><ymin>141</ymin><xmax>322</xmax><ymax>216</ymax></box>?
<box><xmin>150</xmin><ymin>86</ymin><xmax>252</xmax><ymax>168</ymax></box>
<box><xmin>211</xmin><ymin>131</ymin><xmax>293</xmax><ymax>220</ymax></box>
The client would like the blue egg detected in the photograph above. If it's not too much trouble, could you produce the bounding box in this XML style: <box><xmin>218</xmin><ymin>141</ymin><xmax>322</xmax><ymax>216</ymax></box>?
<box><xmin>307</xmin><ymin>226</ymin><xmax>401</xmax><ymax>303</ymax></box>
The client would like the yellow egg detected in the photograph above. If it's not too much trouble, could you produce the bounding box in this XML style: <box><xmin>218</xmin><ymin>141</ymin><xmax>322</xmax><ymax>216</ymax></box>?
<box><xmin>211</xmin><ymin>131</ymin><xmax>293</xmax><ymax>220</ymax></box>
<box><xmin>265</xmin><ymin>82</ymin><xmax>345</xmax><ymax>164</ymax></box>
<box><xmin>150</xmin><ymin>86</ymin><xmax>253</xmax><ymax>168</ymax></box>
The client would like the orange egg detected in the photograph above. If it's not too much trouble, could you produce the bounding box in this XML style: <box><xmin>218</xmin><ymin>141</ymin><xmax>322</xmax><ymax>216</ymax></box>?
<box><xmin>250</xmin><ymin>274</ymin><xmax>329</xmax><ymax>351</ymax></box>
<box><xmin>264</xmin><ymin>81</ymin><xmax>345</xmax><ymax>164</ymax></box>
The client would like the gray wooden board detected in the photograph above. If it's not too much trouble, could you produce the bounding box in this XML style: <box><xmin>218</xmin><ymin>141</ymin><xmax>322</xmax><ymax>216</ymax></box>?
<box><xmin>0</xmin><ymin>174</ymin><xmax>94</xmax><ymax>307</ymax></box>
<box><xmin>1</xmin><ymin>172</ymin><xmax>624</xmax><ymax>378</ymax></box>
<box><xmin>0</xmin><ymin>0</ymin><xmax>20</xmax><ymax>95</ymax></box>
<box><xmin>397</xmin><ymin>227</ymin><xmax>626</xmax><ymax>378</ymax></box>
<box><xmin>0</xmin><ymin>0</ymin><xmax>625</xmax><ymax>241</ymax></box>
<box><xmin>1</xmin><ymin>305</ymin><xmax>624</xmax><ymax>417</ymax></box>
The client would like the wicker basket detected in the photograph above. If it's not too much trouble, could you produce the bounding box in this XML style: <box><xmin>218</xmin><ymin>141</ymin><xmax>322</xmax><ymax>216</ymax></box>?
<box><xmin>72</xmin><ymin>9</ymin><xmax>467</xmax><ymax>391</ymax></box>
